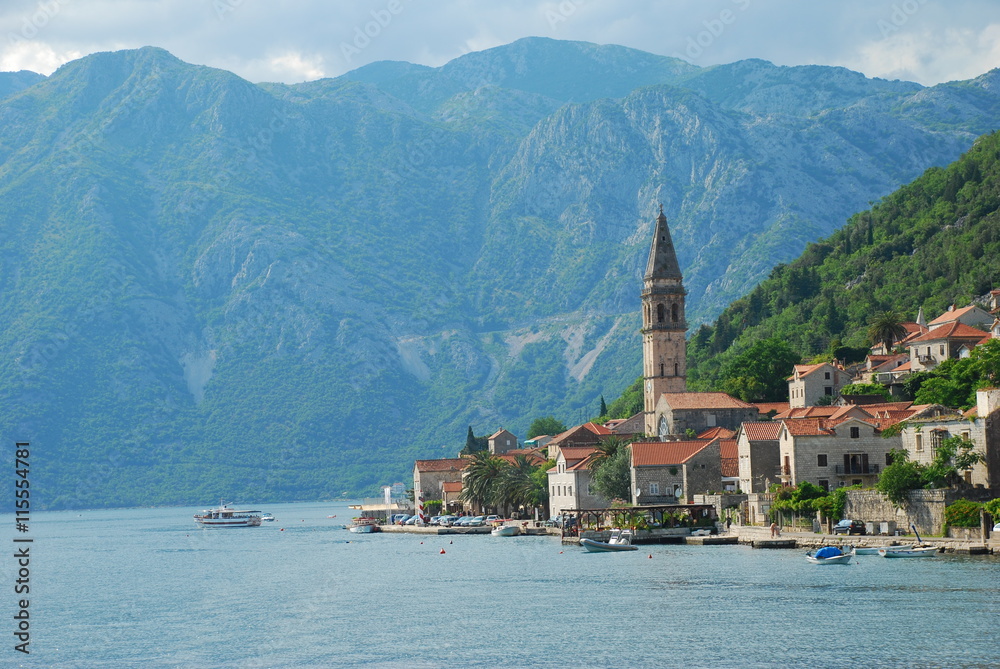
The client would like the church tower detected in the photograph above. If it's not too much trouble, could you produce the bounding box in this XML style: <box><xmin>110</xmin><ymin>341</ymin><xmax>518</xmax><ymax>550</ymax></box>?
<box><xmin>642</xmin><ymin>205</ymin><xmax>687</xmax><ymax>435</ymax></box>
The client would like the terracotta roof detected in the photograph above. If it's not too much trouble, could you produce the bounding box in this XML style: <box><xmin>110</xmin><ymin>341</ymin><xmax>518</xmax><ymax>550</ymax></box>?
<box><xmin>415</xmin><ymin>458</ymin><xmax>470</xmax><ymax>473</ymax></box>
<box><xmin>568</xmin><ymin>454</ymin><xmax>600</xmax><ymax>472</ymax></box>
<box><xmin>582</xmin><ymin>422</ymin><xmax>612</xmax><ymax>436</ymax></box>
<box><xmin>548</xmin><ymin>424</ymin><xmax>603</xmax><ymax>446</ymax></box>
<box><xmin>697</xmin><ymin>426</ymin><xmax>736</xmax><ymax>440</ymax></box>
<box><xmin>780</xmin><ymin>419</ymin><xmax>833</xmax><ymax>436</ymax></box>
<box><xmin>558</xmin><ymin>446</ymin><xmax>597</xmax><ymax>463</ymax></box>
<box><xmin>855</xmin><ymin>401</ymin><xmax>912</xmax><ymax>412</ymax></box>
<box><xmin>870</xmin><ymin>354</ymin><xmax>909</xmax><ymax>371</ymax></box>
<box><xmin>495</xmin><ymin>452</ymin><xmax>544</xmax><ymax>465</ymax></box>
<box><xmin>774</xmin><ymin>406</ymin><xmax>841</xmax><ymax>419</ymax></box>
<box><xmin>631</xmin><ymin>440</ymin><xmax>713</xmax><ymax>467</ymax></box>
<box><xmin>788</xmin><ymin>363</ymin><xmax>828</xmax><ymax>380</ymax></box>
<box><xmin>719</xmin><ymin>439</ymin><xmax>739</xmax><ymax>477</ymax></box>
<box><xmin>751</xmin><ymin>402</ymin><xmax>790</xmax><ymax>416</ymax></box>
<box><xmin>441</xmin><ymin>481</ymin><xmax>463</xmax><ymax>493</ymax></box>
<box><xmin>658</xmin><ymin>392</ymin><xmax>755</xmax><ymax>410</ymax></box>
<box><xmin>489</xmin><ymin>428</ymin><xmax>513</xmax><ymax>440</ymax></box>
<box><xmin>910</xmin><ymin>321</ymin><xmax>989</xmax><ymax>343</ymax></box>
<box><xmin>929</xmin><ymin>305</ymin><xmax>984</xmax><ymax>326</ymax></box>
<box><xmin>740</xmin><ymin>421</ymin><xmax>782</xmax><ymax>441</ymax></box>
<box><xmin>894</xmin><ymin>360</ymin><xmax>912</xmax><ymax>372</ymax></box>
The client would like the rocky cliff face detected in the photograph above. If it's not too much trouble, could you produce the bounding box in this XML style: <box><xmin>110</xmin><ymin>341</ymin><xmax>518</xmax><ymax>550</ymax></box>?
<box><xmin>1</xmin><ymin>40</ymin><xmax>998</xmax><ymax>507</ymax></box>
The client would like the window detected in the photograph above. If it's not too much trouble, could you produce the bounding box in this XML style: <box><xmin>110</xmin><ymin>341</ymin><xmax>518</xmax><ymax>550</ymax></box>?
<box><xmin>940</xmin><ymin>344</ymin><xmax>945</xmax><ymax>355</ymax></box>
<box><xmin>568</xmin><ymin>486</ymin><xmax>572</xmax><ymax>497</ymax></box>
<box><xmin>649</xmin><ymin>482</ymin><xmax>660</xmax><ymax>495</ymax></box>
<box><xmin>850</xmin><ymin>426</ymin><xmax>860</xmax><ymax>439</ymax></box>
<box><xmin>852</xmin><ymin>479</ymin><xmax>862</xmax><ymax>486</ymax></box>
<box><xmin>916</xmin><ymin>434</ymin><xmax>923</xmax><ymax>452</ymax></box>
<box><xmin>707</xmin><ymin>414</ymin><xmax>716</xmax><ymax>427</ymax></box>
<box><xmin>824</xmin><ymin>386</ymin><xmax>833</xmax><ymax>396</ymax></box>
<box><xmin>886</xmin><ymin>452</ymin><xmax>894</xmax><ymax>466</ymax></box>
<box><xmin>818</xmin><ymin>479</ymin><xmax>829</xmax><ymax>492</ymax></box>
<box><xmin>818</xmin><ymin>454</ymin><xmax>828</xmax><ymax>467</ymax></box>
<box><xmin>657</xmin><ymin>303</ymin><xmax>665</xmax><ymax>323</ymax></box>
<box><xmin>825</xmin><ymin>372</ymin><xmax>831</xmax><ymax>379</ymax></box>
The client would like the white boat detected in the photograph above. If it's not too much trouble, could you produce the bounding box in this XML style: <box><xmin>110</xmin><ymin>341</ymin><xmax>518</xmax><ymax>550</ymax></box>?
<box><xmin>491</xmin><ymin>523</ymin><xmax>520</xmax><ymax>537</ymax></box>
<box><xmin>347</xmin><ymin>517</ymin><xmax>380</xmax><ymax>533</ymax></box>
<box><xmin>193</xmin><ymin>503</ymin><xmax>263</xmax><ymax>528</ymax></box>
<box><xmin>260</xmin><ymin>513</ymin><xmax>275</xmax><ymax>522</ymax></box>
<box><xmin>690</xmin><ymin>528</ymin><xmax>712</xmax><ymax>537</ymax></box>
<box><xmin>805</xmin><ymin>546</ymin><xmax>854</xmax><ymax>564</ymax></box>
<box><xmin>580</xmin><ymin>528</ymin><xmax>639</xmax><ymax>552</ymax></box>
<box><xmin>879</xmin><ymin>546</ymin><xmax>938</xmax><ymax>558</ymax></box>
<box><xmin>851</xmin><ymin>546</ymin><xmax>883</xmax><ymax>555</ymax></box>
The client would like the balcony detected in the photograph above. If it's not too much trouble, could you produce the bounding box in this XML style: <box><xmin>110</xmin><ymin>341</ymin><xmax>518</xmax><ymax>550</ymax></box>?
<box><xmin>834</xmin><ymin>463</ymin><xmax>880</xmax><ymax>475</ymax></box>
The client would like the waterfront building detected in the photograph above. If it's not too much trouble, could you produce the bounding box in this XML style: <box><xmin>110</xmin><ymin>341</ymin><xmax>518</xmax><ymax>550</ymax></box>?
<box><xmin>629</xmin><ymin>439</ymin><xmax>721</xmax><ymax>504</ymax></box>
<box><xmin>652</xmin><ymin>392</ymin><xmax>758</xmax><ymax>439</ymax></box>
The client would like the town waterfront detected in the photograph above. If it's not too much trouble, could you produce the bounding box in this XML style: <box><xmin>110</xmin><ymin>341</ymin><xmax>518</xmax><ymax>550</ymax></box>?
<box><xmin>5</xmin><ymin>501</ymin><xmax>999</xmax><ymax>668</ymax></box>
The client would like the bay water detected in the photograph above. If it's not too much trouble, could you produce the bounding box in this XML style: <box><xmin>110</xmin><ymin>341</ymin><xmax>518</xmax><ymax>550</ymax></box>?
<box><xmin>3</xmin><ymin>501</ymin><xmax>998</xmax><ymax>668</ymax></box>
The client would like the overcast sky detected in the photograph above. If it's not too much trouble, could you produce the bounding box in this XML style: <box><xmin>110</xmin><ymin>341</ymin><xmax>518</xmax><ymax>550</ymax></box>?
<box><xmin>1</xmin><ymin>1</ymin><xmax>998</xmax><ymax>86</ymax></box>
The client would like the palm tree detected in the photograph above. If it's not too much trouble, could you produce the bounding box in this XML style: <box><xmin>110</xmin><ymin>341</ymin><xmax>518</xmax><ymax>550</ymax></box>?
<box><xmin>590</xmin><ymin>435</ymin><xmax>630</xmax><ymax>471</ymax></box>
<box><xmin>459</xmin><ymin>451</ymin><xmax>505</xmax><ymax>513</ymax></box>
<box><xmin>867</xmin><ymin>311</ymin><xmax>908</xmax><ymax>353</ymax></box>
<box><xmin>496</xmin><ymin>454</ymin><xmax>546</xmax><ymax>516</ymax></box>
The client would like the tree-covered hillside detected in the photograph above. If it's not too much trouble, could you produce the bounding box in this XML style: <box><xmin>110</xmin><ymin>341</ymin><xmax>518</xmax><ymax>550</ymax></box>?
<box><xmin>689</xmin><ymin>130</ymin><xmax>1000</xmax><ymax>391</ymax></box>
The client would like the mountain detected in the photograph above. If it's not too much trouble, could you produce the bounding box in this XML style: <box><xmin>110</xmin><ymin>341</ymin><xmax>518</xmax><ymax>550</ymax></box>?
<box><xmin>687</xmin><ymin>130</ymin><xmax>1000</xmax><ymax>391</ymax></box>
<box><xmin>1</xmin><ymin>39</ymin><xmax>999</xmax><ymax>508</ymax></box>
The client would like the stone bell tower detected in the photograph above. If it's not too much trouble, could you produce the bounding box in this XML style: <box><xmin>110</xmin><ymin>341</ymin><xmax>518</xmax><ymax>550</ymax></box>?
<box><xmin>642</xmin><ymin>205</ymin><xmax>687</xmax><ymax>435</ymax></box>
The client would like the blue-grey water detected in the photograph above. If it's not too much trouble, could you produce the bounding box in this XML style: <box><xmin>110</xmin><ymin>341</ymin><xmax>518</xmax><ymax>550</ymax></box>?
<box><xmin>2</xmin><ymin>501</ymin><xmax>998</xmax><ymax>668</ymax></box>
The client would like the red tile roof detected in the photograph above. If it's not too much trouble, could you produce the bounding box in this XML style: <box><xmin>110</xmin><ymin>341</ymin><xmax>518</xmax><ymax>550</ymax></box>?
<box><xmin>740</xmin><ymin>421</ymin><xmax>782</xmax><ymax>441</ymax></box>
<box><xmin>496</xmin><ymin>452</ymin><xmax>545</xmax><ymax>465</ymax></box>
<box><xmin>558</xmin><ymin>446</ymin><xmax>598</xmax><ymax>463</ymax></box>
<box><xmin>780</xmin><ymin>419</ymin><xmax>833</xmax><ymax>436</ymax></box>
<box><xmin>774</xmin><ymin>406</ymin><xmax>841</xmax><ymax>419</ymax></box>
<box><xmin>582</xmin><ymin>422</ymin><xmax>613</xmax><ymax>436</ymax></box>
<box><xmin>910</xmin><ymin>321</ymin><xmax>989</xmax><ymax>343</ymax></box>
<box><xmin>752</xmin><ymin>402</ymin><xmax>790</xmax><ymax>416</ymax></box>
<box><xmin>697</xmin><ymin>426</ymin><xmax>736</xmax><ymax>440</ymax></box>
<box><xmin>719</xmin><ymin>439</ymin><xmax>739</xmax><ymax>477</ymax></box>
<box><xmin>658</xmin><ymin>392</ymin><xmax>755</xmax><ymax>410</ymax></box>
<box><xmin>631</xmin><ymin>440</ymin><xmax>713</xmax><ymax>466</ymax></box>
<box><xmin>415</xmin><ymin>458</ymin><xmax>470</xmax><ymax>472</ymax></box>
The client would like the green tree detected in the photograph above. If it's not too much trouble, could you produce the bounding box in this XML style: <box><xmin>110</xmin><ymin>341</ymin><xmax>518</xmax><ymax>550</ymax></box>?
<box><xmin>459</xmin><ymin>451</ymin><xmax>505</xmax><ymax>513</ymax></box>
<box><xmin>867</xmin><ymin>311</ymin><xmax>908</xmax><ymax>352</ymax></box>
<box><xmin>718</xmin><ymin>337</ymin><xmax>801</xmax><ymax>401</ymax></box>
<box><xmin>840</xmin><ymin>382</ymin><xmax>892</xmax><ymax>401</ymax></box>
<box><xmin>599</xmin><ymin>395</ymin><xmax>608</xmax><ymax>417</ymax></box>
<box><xmin>914</xmin><ymin>376</ymin><xmax>971</xmax><ymax>408</ymax></box>
<box><xmin>921</xmin><ymin>435</ymin><xmax>985</xmax><ymax>488</ymax></box>
<box><xmin>876</xmin><ymin>449</ymin><xmax>925</xmax><ymax>507</ymax></box>
<box><xmin>527</xmin><ymin>416</ymin><xmax>566</xmax><ymax>439</ymax></box>
<box><xmin>590</xmin><ymin>447</ymin><xmax>632</xmax><ymax>502</ymax></box>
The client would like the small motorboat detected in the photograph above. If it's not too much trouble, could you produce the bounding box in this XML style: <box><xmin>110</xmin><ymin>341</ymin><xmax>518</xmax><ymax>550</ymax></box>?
<box><xmin>491</xmin><ymin>522</ymin><xmax>519</xmax><ymax>537</ymax></box>
<box><xmin>580</xmin><ymin>528</ymin><xmax>639</xmax><ymax>552</ymax></box>
<box><xmin>805</xmin><ymin>546</ymin><xmax>854</xmax><ymax>564</ymax></box>
<box><xmin>878</xmin><ymin>546</ymin><xmax>938</xmax><ymax>558</ymax></box>
<box><xmin>260</xmin><ymin>513</ymin><xmax>275</xmax><ymax>522</ymax></box>
<box><xmin>851</xmin><ymin>546</ymin><xmax>883</xmax><ymax>555</ymax></box>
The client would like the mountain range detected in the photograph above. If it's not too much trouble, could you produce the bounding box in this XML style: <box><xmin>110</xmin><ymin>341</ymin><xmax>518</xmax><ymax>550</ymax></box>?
<box><xmin>1</xmin><ymin>38</ymin><xmax>999</xmax><ymax>507</ymax></box>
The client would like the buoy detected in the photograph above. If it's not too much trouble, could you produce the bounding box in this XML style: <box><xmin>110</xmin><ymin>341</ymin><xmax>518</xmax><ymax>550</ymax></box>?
<box><xmin>420</xmin><ymin>541</ymin><xmax>424</xmax><ymax>545</ymax></box>
<box><xmin>648</xmin><ymin>554</ymin><xmax>653</xmax><ymax>559</ymax></box>
<box><xmin>280</xmin><ymin>528</ymin><xmax>285</xmax><ymax>531</ymax></box>
<box><xmin>440</xmin><ymin>549</ymin><xmax>446</xmax><ymax>554</ymax></box>
<box><xmin>559</xmin><ymin>551</ymin><xmax>564</xmax><ymax>554</ymax></box>
<box><xmin>449</xmin><ymin>540</ymin><xmax>453</xmax><ymax>544</ymax></box>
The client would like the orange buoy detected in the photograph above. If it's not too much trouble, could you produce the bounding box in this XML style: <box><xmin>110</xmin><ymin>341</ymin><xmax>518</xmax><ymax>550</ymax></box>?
<box><xmin>648</xmin><ymin>554</ymin><xmax>653</xmax><ymax>559</ymax></box>
<box><xmin>440</xmin><ymin>549</ymin><xmax>446</xmax><ymax>554</ymax></box>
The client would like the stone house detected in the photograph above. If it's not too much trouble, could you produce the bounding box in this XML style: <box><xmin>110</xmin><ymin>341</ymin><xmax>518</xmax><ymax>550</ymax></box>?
<box><xmin>488</xmin><ymin>428</ymin><xmax>518</xmax><ymax>455</ymax></box>
<box><xmin>908</xmin><ymin>321</ymin><xmax>990</xmax><ymax>372</ymax></box>
<box><xmin>777</xmin><ymin>416</ymin><xmax>899</xmax><ymax>492</ymax></box>
<box><xmin>441</xmin><ymin>480</ymin><xmax>463</xmax><ymax>512</ymax></box>
<box><xmin>652</xmin><ymin>392</ymin><xmax>759</xmax><ymax>439</ymax></box>
<box><xmin>899</xmin><ymin>390</ymin><xmax>1000</xmax><ymax>489</ymax></box>
<box><xmin>787</xmin><ymin>362</ymin><xmax>850</xmax><ymax>408</ymax></box>
<box><xmin>545</xmin><ymin>422</ymin><xmax>611</xmax><ymax>460</ymax></box>
<box><xmin>605</xmin><ymin>412</ymin><xmax>645</xmax><ymax>437</ymax></box>
<box><xmin>629</xmin><ymin>439</ymin><xmax>722</xmax><ymax>504</ymax></box>
<box><xmin>720</xmin><ymin>439</ymin><xmax>739</xmax><ymax>492</ymax></box>
<box><xmin>928</xmin><ymin>304</ymin><xmax>994</xmax><ymax>330</ymax></box>
<box><xmin>547</xmin><ymin>447</ymin><xmax>609</xmax><ymax>517</ymax></box>
<box><xmin>736</xmin><ymin>421</ymin><xmax>782</xmax><ymax>494</ymax></box>
<box><xmin>413</xmin><ymin>458</ymin><xmax>469</xmax><ymax>500</ymax></box>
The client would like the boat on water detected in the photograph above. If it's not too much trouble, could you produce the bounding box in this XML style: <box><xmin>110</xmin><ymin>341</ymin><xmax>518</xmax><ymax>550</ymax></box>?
<box><xmin>805</xmin><ymin>546</ymin><xmax>854</xmax><ymax>564</ymax></box>
<box><xmin>852</xmin><ymin>546</ymin><xmax>883</xmax><ymax>555</ymax></box>
<box><xmin>879</xmin><ymin>546</ymin><xmax>938</xmax><ymax>558</ymax></box>
<box><xmin>193</xmin><ymin>503</ymin><xmax>263</xmax><ymax>528</ymax></box>
<box><xmin>260</xmin><ymin>513</ymin><xmax>275</xmax><ymax>522</ymax></box>
<box><xmin>580</xmin><ymin>528</ymin><xmax>639</xmax><ymax>553</ymax></box>
<box><xmin>491</xmin><ymin>523</ymin><xmax>520</xmax><ymax>537</ymax></box>
<box><xmin>347</xmin><ymin>517</ymin><xmax>380</xmax><ymax>533</ymax></box>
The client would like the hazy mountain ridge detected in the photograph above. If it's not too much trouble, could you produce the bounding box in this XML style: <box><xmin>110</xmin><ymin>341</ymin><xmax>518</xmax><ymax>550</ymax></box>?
<box><xmin>2</xmin><ymin>39</ymin><xmax>999</xmax><ymax>507</ymax></box>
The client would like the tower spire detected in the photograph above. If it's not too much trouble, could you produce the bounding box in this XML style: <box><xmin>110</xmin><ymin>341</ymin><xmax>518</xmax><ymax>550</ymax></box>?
<box><xmin>645</xmin><ymin>205</ymin><xmax>682</xmax><ymax>281</ymax></box>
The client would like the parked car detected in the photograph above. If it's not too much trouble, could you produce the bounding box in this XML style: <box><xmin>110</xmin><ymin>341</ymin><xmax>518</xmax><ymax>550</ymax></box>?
<box><xmin>429</xmin><ymin>515</ymin><xmax>443</xmax><ymax>525</ymax></box>
<box><xmin>438</xmin><ymin>515</ymin><xmax>458</xmax><ymax>526</ymax></box>
<box><xmin>468</xmin><ymin>516</ymin><xmax>486</xmax><ymax>526</ymax></box>
<box><xmin>485</xmin><ymin>515</ymin><xmax>501</xmax><ymax>523</ymax></box>
<box><xmin>404</xmin><ymin>515</ymin><xmax>421</xmax><ymax>525</ymax></box>
<box><xmin>390</xmin><ymin>514</ymin><xmax>410</xmax><ymax>524</ymax></box>
<box><xmin>832</xmin><ymin>519</ymin><xmax>866</xmax><ymax>535</ymax></box>
<box><xmin>454</xmin><ymin>516</ymin><xmax>472</xmax><ymax>526</ymax></box>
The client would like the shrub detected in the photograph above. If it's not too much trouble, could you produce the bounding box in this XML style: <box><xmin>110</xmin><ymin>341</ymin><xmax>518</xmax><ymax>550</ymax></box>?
<box><xmin>944</xmin><ymin>499</ymin><xmax>983</xmax><ymax>528</ymax></box>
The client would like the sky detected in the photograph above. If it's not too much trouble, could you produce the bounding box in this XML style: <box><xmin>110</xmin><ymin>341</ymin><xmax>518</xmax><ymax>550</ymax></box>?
<box><xmin>1</xmin><ymin>0</ymin><xmax>999</xmax><ymax>86</ymax></box>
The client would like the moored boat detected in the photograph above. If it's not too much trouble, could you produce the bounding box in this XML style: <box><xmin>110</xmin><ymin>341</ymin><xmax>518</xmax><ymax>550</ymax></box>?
<box><xmin>580</xmin><ymin>528</ymin><xmax>639</xmax><ymax>552</ymax></box>
<box><xmin>193</xmin><ymin>503</ymin><xmax>263</xmax><ymax>528</ymax></box>
<box><xmin>260</xmin><ymin>513</ymin><xmax>275</xmax><ymax>522</ymax></box>
<box><xmin>878</xmin><ymin>546</ymin><xmax>938</xmax><ymax>558</ymax></box>
<box><xmin>491</xmin><ymin>523</ymin><xmax>520</xmax><ymax>537</ymax></box>
<box><xmin>805</xmin><ymin>546</ymin><xmax>854</xmax><ymax>564</ymax></box>
<box><xmin>347</xmin><ymin>516</ymin><xmax>380</xmax><ymax>533</ymax></box>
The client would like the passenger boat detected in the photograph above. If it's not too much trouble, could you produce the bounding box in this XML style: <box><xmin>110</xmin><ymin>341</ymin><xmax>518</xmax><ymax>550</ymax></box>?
<box><xmin>878</xmin><ymin>546</ymin><xmax>938</xmax><ymax>558</ymax></box>
<box><xmin>193</xmin><ymin>503</ymin><xmax>263</xmax><ymax>528</ymax></box>
<box><xmin>580</xmin><ymin>528</ymin><xmax>639</xmax><ymax>552</ymax></box>
<box><xmin>805</xmin><ymin>546</ymin><xmax>854</xmax><ymax>564</ymax></box>
<box><xmin>491</xmin><ymin>523</ymin><xmax>520</xmax><ymax>537</ymax></box>
<box><xmin>347</xmin><ymin>516</ymin><xmax>380</xmax><ymax>533</ymax></box>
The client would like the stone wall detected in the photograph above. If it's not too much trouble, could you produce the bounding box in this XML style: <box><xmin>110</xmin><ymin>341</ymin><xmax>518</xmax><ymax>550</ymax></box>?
<box><xmin>843</xmin><ymin>488</ymin><xmax>997</xmax><ymax>535</ymax></box>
